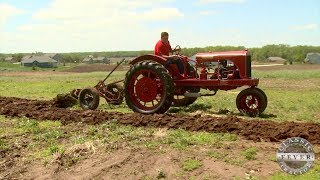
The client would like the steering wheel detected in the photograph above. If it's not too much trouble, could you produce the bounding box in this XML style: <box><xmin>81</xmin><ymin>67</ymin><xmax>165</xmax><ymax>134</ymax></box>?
<box><xmin>173</xmin><ymin>45</ymin><xmax>181</xmax><ymax>55</ymax></box>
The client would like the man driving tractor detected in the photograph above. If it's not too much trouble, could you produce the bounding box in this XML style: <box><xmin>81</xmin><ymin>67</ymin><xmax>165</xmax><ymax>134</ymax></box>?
<box><xmin>154</xmin><ymin>32</ymin><xmax>184</xmax><ymax>74</ymax></box>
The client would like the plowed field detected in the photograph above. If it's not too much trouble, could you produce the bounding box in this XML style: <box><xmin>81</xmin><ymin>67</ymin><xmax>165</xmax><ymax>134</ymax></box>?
<box><xmin>1</xmin><ymin>96</ymin><xmax>319</xmax><ymax>144</ymax></box>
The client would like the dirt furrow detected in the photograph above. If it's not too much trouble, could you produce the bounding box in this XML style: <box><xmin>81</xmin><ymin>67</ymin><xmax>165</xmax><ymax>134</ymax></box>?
<box><xmin>1</xmin><ymin>96</ymin><xmax>320</xmax><ymax>144</ymax></box>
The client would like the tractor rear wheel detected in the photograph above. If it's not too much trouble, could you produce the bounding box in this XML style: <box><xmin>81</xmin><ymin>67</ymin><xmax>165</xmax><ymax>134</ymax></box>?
<box><xmin>236</xmin><ymin>87</ymin><xmax>267</xmax><ymax>117</ymax></box>
<box><xmin>79</xmin><ymin>88</ymin><xmax>100</xmax><ymax>110</ymax></box>
<box><xmin>124</xmin><ymin>61</ymin><xmax>174</xmax><ymax>114</ymax></box>
<box><xmin>105</xmin><ymin>83</ymin><xmax>124</xmax><ymax>105</ymax></box>
<box><xmin>173</xmin><ymin>87</ymin><xmax>200</xmax><ymax>107</ymax></box>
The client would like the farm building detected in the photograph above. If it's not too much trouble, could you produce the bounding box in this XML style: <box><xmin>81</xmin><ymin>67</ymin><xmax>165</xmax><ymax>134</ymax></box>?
<box><xmin>83</xmin><ymin>56</ymin><xmax>110</xmax><ymax>64</ymax></box>
<box><xmin>22</xmin><ymin>53</ymin><xmax>63</xmax><ymax>64</ymax></box>
<box><xmin>266</xmin><ymin>57</ymin><xmax>286</xmax><ymax>64</ymax></box>
<box><xmin>21</xmin><ymin>55</ymin><xmax>32</xmax><ymax>61</ymax></box>
<box><xmin>305</xmin><ymin>53</ymin><xmax>320</xmax><ymax>64</ymax></box>
<box><xmin>44</xmin><ymin>53</ymin><xmax>63</xmax><ymax>63</ymax></box>
<box><xmin>21</xmin><ymin>56</ymin><xmax>58</xmax><ymax>68</ymax></box>
<box><xmin>4</xmin><ymin>57</ymin><xmax>17</xmax><ymax>63</ymax></box>
<box><xmin>94</xmin><ymin>57</ymin><xmax>110</xmax><ymax>64</ymax></box>
<box><xmin>108</xmin><ymin>57</ymin><xmax>136</xmax><ymax>64</ymax></box>
<box><xmin>83</xmin><ymin>57</ymin><xmax>94</xmax><ymax>64</ymax></box>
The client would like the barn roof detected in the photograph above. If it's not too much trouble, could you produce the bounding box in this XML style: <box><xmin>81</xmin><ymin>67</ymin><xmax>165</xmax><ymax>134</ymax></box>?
<box><xmin>22</xmin><ymin>55</ymin><xmax>32</xmax><ymax>61</ymax></box>
<box><xmin>267</xmin><ymin>57</ymin><xmax>286</xmax><ymax>61</ymax></box>
<box><xmin>21</xmin><ymin>56</ymin><xmax>57</xmax><ymax>63</ymax></box>
<box><xmin>83</xmin><ymin>57</ymin><xmax>93</xmax><ymax>62</ymax></box>
<box><xmin>93</xmin><ymin>57</ymin><xmax>107</xmax><ymax>61</ymax></box>
<box><xmin>5</xmin><ymin>57</ymin><xmax>14</xmax><ymax>61</ymax></box>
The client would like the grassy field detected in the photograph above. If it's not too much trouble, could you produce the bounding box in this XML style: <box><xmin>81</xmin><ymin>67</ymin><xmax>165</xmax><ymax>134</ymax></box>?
<box><xmin>1</xmin><ymin>67</ymin><xmax>319</xmax><ymax>122</ymax></box>
<box><xmin>0</xmin><ymin>61</ymin><xmax>77</xmax><ymax>72</ymax></box>
<box><xmin>1</xmin><ymin>65</ymin><xmax>320</xmax><ymax>179</ymax></box>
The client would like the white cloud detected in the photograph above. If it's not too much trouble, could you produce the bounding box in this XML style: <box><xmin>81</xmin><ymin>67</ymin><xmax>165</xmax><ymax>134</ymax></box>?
<box><xmin>197</xmin><ymin>0</ymin><xmax>246</xmax><ymax>4</ymax></box>
<box><xmin>292</xmin><ymin>24</ymin><xmax>319</xmax><ymax>30</ymax></box>
<box><xmin>0</xmin><ymin>3</ymin><xmax>24</xmax><ymax>29</ymax></box>
<box><xmin>199</xmin><ymin>10</ymin><xmax>220</xmax><ymax>15</ymax></box>
<box><xmin>1</xmin><ymin>0</ymin><xmax>184</xmax><ymax>53</ymax></box>
<box><xmin>32</xmin><ymin>0</ymin><xmax>178</xmax><ymax>21</ymax></box>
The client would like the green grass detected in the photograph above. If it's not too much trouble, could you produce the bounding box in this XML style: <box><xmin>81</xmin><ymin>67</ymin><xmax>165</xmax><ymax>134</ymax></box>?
<box><xmin>0</xmin><ymin>67</ymin><xmax>319</xmax><ymax>178</ymax></box>
<box><xmin>162</xmin><ymin>129</ymin><xmax>237</xmax><ymax>150</ymax></box>
<box><xmin>16</xmin><ymin>117</ymin><xmax>41</xmax><ymax>133</ymax></box>
<box><xmin>207</xmin><ymin>150</ymin><xmax>226</xmax><ymax>159</ymax></box>
<box><xmin>181</xmin><ymin>159</ymin><xmax>202</xmax><ymax>171</ymax></box>
<box><xmin>0</xmin><ymin>138</ymin><xmax>8</xmax><ymax>150</ymax></box>
<box><xmin>253</xmin><ymin>69</ymin><xmax>320</xmax><ymax>79</ymax></box>
<box><xmin>0</xmin><ymin>61</ymin><xmax>78</xmax><ymax>72</ymax></box>
<box><xmin>223</xmin><ymin>157</ymin><xmax>245</xmax><ymax>166</ymax></box>
<box><xmin>0</xmin><ymin>68</ymin><xmax>319</xmax><ymax>121</ymax></box>
<box><xmin>0</xmin><ymin>71</ymin><xmax>125</xmax><ymax>100</ymax></box>
<box><xmin>0</xmin><ymin>116</ymin><xmax>66</xmax><ymax>157</ymax></box>
<box><xmin>269</xmin><ymin>162</ymin><xmax>320</xmax><ymax>180</ymax></box>
<box><xmin>241</xmin><ymin>147</ymin><xmax>257</xmax><ymax>160</ymax></box>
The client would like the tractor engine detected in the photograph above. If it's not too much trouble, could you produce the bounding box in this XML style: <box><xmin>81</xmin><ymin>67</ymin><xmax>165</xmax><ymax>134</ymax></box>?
<box><xmin>194</xmin><ymin>53</ymin><xmax>240</xmax><ymax>80</ymax></box>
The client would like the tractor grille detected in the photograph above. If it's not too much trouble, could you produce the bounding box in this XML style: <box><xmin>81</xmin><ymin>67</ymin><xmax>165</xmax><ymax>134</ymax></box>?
<box><xmin>246</xmin><ymin>55</ymin><xmax>252</xmax><ymax>77</ymax></box>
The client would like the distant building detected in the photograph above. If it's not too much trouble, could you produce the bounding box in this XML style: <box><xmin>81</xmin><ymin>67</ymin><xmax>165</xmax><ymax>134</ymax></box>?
<box><xmin>94</xmin><ymin>57</ymin><xmax>109</xmax><ymax>64</ymax></box>
<box><xmin>83</xmin><ymin>56</ymin><xmax>109</xmax><ymax>64</ymax></box>
<box><xmin>305</xmin><ymin>53</ymin><xmax>320</xmax><ymax>64</ymax></box>
<box><xmin>21</xmin><ymin>56</ymin><xmax>58</xmax><ymax>68</ymax></box>
<box><xmin>4</xmin><ymin>57</ymin><xmax>16</xmax><ymax>63</ymax></box>
<box><xmin>44</xmin><ymin>53</ymin><xmax>63</xmax><ymax>64</ymax></box>
<box><xmin>22</xmin><ymin>55</ymin><xmax>32</xmax><ymax>61</ymax></box>
<box><xmin>108</xmin><ymin>57</ymin><xmax>136</xmax><ymax>64</ymax></box>
<box><xmin>83</xmin><ymin>57</ymin><xmax>93</xmax><ymax>64</ymax></box>
<box><xmin>266</xmin><ymin>57</ymin><xmax>286</xmax><ymax>64</ymax></box>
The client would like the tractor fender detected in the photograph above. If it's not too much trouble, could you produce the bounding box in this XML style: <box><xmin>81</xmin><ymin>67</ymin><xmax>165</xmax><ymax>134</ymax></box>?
<box><xmin>130</xmin><ymin>54</ymin><xmax>167</xmax><ymax>66</ymax></box>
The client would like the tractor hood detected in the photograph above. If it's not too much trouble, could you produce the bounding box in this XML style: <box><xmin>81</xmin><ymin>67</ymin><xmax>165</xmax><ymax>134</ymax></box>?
<box><xmin>195</xmin><ymin>50</ymin><xmax>249</xmax><ymax>63</ymax></box>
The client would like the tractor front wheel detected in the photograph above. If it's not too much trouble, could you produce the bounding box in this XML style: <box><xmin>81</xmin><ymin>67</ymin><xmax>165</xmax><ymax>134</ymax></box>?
<box><xmin>79</xmin><ymin>88</ymin><xmax>100</xmax><ymax>110</ymax></box>
<box><xmin>236</xmin><ymin>87</ymin><xmax>267</xmax><ymax>117</ymax></box>
<box><xmin>124</xmin><ymin>61</ymin><xmax>174</xmax><ymax>114</ymax></box>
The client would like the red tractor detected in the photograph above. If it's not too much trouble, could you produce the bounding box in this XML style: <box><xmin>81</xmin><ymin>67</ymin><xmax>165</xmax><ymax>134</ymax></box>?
<box><xmin>124</xmin><ymin>47</ymin><xmax>267</xmax><ymax>117</ymax></box>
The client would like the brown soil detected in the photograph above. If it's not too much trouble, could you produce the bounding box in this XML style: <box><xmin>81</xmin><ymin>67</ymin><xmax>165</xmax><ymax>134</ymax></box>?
<box><xmin>17</xmin><ymin>142</ymin><xmax>281</xmax><ymax>179</ymax></box>
<box><xmin>1</xmin><ymin>96</ymin><xmax>320</xmax><ymax>144</ymax></box>
<box><xmin>63</xmin><ymin>64</ymin><xmax>129</xmax><ymax>73</ymax></box>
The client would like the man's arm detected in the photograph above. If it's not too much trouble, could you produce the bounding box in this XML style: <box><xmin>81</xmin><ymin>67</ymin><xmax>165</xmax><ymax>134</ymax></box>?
<box><xmin>170</xmin><ymin>49</ymin><xmax>179</xmax><ymax>53</ymax></box>
<box><xmin>162</xmin><ymin>54</ymin><xmax>179</xmax><ymax>60</ymax></box>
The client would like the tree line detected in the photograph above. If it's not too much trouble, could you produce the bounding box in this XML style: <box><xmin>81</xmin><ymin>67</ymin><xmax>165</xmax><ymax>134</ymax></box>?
<box><xmin>1</xmin><ymin>44</ymin><xmax>319</xmax><ymax>63</ymax></box>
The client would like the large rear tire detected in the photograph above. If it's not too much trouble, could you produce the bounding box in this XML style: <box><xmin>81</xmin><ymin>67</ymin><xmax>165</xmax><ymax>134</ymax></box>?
<box><xmin>124</xmin><ymin>61</ymin><xmax>174</xmax><ymax>114</ymax></box>
<box><xmin>79</xmin><ymin>88</ymin><xmax>100</xmax><ymax>110</ymax></box>
<box><xmin>236</xmin><ymin>87</ymin><xmax>267</xmax><ymax>117</ymax></box>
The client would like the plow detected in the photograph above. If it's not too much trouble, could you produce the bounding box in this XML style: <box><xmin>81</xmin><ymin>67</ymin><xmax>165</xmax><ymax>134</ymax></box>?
<box><xmin>56</xmin><ymin>59</ymin><xmax>125</xmax><ymax>109</ymax></box>
<box><xmin>59</xmin><ymin>48</ymin><xmax>268</xmax><ymax>117</ymax></box>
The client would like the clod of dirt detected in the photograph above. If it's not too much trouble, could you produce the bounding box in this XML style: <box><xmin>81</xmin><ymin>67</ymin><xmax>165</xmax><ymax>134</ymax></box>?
<box><xmin>52</xmin><ymin>142</ymin><xmax>96</xmax><ymax>169</ymax></box>
<box><xmin>53</xmin><ymin>93</ymin><xmax>78</xmax><ymax>108</ymax></box>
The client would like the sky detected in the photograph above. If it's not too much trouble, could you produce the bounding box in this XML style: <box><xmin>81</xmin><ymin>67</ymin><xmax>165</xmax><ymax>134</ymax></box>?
<box><xmin>0</xmin><ymin>0</ymin><xmax>319</xmax><ymax>53</ymax></box>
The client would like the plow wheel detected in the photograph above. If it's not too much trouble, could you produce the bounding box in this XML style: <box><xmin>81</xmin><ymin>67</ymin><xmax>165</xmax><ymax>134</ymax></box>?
<box><xmin>236</xmin><ymin>88</ymin><xmax>267</xmax><ymax>117</ymax></box>
<box><xmin>173</xmin><ymin>87</ymin><xmax>200</xmax><ymax>107</ymax></box>
<box><xmin>105</xmin><ymin>83</ymin><xmax>124</xmax><ymax>105</ymax></box>
<box><xmin>79</xmin><ymin>88</ymin><xmax>100</xmax><ymax>110</ymax></box>
<box><xmin>124</xmin><ymin>61</ymin><xmax>174</xmax><ymax>114</ymax></box>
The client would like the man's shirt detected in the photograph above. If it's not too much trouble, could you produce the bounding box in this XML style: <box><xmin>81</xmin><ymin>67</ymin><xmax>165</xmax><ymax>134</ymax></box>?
<box><xmin>154</xmin><ymin>40</ymin><xmax>172</xmax><ymax>56</ymax></box>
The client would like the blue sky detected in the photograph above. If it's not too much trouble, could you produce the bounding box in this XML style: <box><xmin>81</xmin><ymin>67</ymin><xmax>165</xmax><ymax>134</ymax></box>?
<box><xmin>0</xmin><ymin>0</ymin><xmax>319</xmax><ymax>53</ymax></box>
